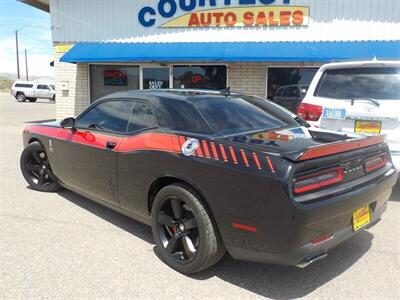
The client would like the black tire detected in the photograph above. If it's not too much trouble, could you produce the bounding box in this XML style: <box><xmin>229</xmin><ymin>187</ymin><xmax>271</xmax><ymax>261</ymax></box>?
<box><xmin>151</xmin><ymin>183</ymin><xmax>225</xmax><ymax>274</ymax></box>
<box><xmin>28</xmin><ymin>98</ymin><xmax>37</xmax><ymax>102</ymax></box>
<box><xmin>20</xmin><ymin>142</ymin><xmax>61</xmax><ymax>192</ymax></box>
<box><xmin>16</xmin><ymin>93</ymin><xmax>26</xmax><ymax>102</ymax></box>
<box><xmin>51</xmin><ymin>95</ymin><xmax>56</xmax><ymax>102</ymax></box>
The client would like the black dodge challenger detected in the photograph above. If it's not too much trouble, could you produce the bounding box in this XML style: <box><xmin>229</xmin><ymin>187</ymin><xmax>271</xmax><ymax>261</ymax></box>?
<box><xmin>20</xmin><ymin>90</ymin><xmax>398</xmax><ymax>274</ymax></box>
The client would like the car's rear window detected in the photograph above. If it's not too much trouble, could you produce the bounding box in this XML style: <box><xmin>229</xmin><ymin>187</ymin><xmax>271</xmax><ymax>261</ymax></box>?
<box><xmin>194</xmin><ymin>97</ymin><xmax>289</xmax><ymax>136</ymax></box>
<box><xmin>315</xmin><ymin>67</ymin><xmax>400</xmax><ymax>100</ymax></box>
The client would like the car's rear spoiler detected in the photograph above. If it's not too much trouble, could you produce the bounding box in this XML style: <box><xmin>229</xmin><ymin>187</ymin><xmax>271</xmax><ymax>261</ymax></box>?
<box><xmin>285</xmin><ymin>135</ymin><xmax>386</xmax><ymax>161</ymax></box>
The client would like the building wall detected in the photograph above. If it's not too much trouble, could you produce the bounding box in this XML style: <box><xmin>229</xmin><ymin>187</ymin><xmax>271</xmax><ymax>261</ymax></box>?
<box><xmin>54</xmin><ymin>51</ymin><xmax>88</xmax><ymax>120</ymax></box>
<box><xmin>228</xmin><ymin>63</ymin><xmax>267</xmax><ymax>96</ymax></box>
<box><xmin>53</xmin><ymin>60</ymin><xmax>324</xmax><ymax>120</ymax></box>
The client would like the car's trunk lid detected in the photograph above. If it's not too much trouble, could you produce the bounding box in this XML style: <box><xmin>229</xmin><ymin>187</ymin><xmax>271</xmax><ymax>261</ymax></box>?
<box><xmin>223</xmin><ymin>126</ymin><xmax>373</xmax><ymax>161</ymax></box>
<box><xmin>223</xmin><ymin>126</ymin><xmax>393</xmax><ymax>202</ymax></box>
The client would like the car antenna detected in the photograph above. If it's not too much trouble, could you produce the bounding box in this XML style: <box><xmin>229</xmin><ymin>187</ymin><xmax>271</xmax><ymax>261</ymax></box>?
<box><xmin>221</xmin><ymin>86</ymin><xmax>231</xmax><ymax>97</ymax></box>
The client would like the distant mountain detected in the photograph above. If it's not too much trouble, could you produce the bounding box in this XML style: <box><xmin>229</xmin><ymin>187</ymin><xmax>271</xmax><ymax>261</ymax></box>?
<box><xmin>0</xmin><ymin>73</ymin><xmax>54</xmax><ymax>81</ymax></box>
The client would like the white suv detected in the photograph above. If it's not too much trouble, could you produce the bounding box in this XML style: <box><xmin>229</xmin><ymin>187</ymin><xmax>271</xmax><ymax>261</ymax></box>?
<box><xmin>297</xmin><ymin>60</ymin><xmax>400</xmax><ymax>169</ymax></box>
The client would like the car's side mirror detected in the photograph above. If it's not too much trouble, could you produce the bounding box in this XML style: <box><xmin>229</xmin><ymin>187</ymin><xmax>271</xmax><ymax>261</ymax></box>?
<box><xmin>61</xmin><ymin>117</ymin><xmax>76</xmax><ymax>133</ymax></box>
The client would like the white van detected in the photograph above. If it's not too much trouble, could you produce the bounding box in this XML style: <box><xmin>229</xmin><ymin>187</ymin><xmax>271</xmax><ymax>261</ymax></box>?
<box><xmin>297</xmin><ymin>61</ymin><xmax>400</xmax><ymax>169</ymax></box>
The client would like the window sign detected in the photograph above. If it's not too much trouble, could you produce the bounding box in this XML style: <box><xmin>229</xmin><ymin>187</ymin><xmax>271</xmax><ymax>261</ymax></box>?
<box><xmin>90</xmin><ymin>65</ymin><xmax>139</xmax><ymax>103</ymax></box>
<box><xmin>173</xmin><ymin>65</ymin><xmax>227</xmax><ymax>90</ymax></box>
<box><xmin>104</xmin><ymin>70</ymin><xmax>127</xmax><ymax>86</ymax></box>
<box><xmin>143</xmin><ymin>68</ymin><xmax>170</xmax><ymax>89</ymax></box>
<box><xmin>149</xmin><ymin>80</ymin><xmax>164</xmax><ymax>89</ymax></box>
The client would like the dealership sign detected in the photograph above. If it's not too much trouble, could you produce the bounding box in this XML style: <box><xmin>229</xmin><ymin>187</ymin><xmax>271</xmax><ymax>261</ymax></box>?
<box><xmin>139</xmin><ymin>0</ymin><xmax>309</xmax><ymax>28</ymax></box>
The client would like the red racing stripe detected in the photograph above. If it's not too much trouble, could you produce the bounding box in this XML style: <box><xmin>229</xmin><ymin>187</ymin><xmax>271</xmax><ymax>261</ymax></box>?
<box><xmin>219</xmin><ymin>144</ymin><xmax>228</xmax><ymax>162</ymax></box>
<box><xmin>119</xmin><ymin>133</ymin><xmax>180</xmax><ymax>153</ymax></box>
<box><xmin>266</xmin><ymin>156</ymin><xmax>276</xmax><ymax>173</ymax></box>
<box><xmin>229</xmin><ymin>146</ymin><xmax>238</xmax><ymax>164</ymax></box>
<box><xmin>202</xmin><ymin>140</ymin><xmax>211</xmax><ymax>158</ymax></box>
<box><xmin>210</xmin><ymin>142</ymin><xmax>219</xmax><ymax>160</ymax></box>
<box><xmin>178</xmin><ymin>136</ymin><xmax>186</xmax><ymax>148</ymax></box>
<box><xmin>240</xmin><ymin>149</ymin><xmax>249</xmax><ymax>167</ymax></box>
<box><xmin>252</xmin><ymin>152</ymin><xmax>262</xmax><ymax>170</ymax></box>
<box><xmin>27</xmin><ymin>125</ymin><xmax>123</xmax><ymax>150</ymax></box>
<box><xmin>196</xmin><ymin>143</ymin><xmax>204</xmax><ymax>157</ymax></box>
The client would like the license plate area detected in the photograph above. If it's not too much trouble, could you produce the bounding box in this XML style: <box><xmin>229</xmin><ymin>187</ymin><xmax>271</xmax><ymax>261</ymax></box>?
<box><xmin>354</xmin><ymin>120</ymin><xmax>382</xmax><ymax>134</ymax></box>
<box><xmin>352</xmin><ymin>205</ymin><xmax>371</xmax><ymax>231</ymax></box>
<box><xmin>322</xmin><ymin>107</ymin><xmax>347</xmax><ymax>120</ymax></box>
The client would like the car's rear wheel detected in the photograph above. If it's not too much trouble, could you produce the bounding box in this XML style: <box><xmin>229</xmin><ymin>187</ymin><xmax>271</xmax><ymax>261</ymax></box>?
<box><xmin>16</xmin><ymin>93</ymin><xmax>26</xmax><ymax>102</ymax></box>
<box><xmin>20</xmin><ymin>142</ymin><xmax>61</xmax><ymax>192</ymax></box>
<box><xmin>151</xmin><ymin>183</ymin><xmax>225</xmax><ymax>274</ymax></box>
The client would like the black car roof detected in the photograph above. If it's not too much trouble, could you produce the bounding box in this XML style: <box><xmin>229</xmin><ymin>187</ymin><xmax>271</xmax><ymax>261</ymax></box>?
<box><xmin>97</xmin><ymin>89</ymin><xmax>243</xmax><ymax>104</ymax></box>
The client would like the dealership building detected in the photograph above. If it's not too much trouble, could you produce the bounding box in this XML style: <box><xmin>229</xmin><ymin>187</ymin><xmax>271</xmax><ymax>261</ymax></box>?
<box><xmin>21</xmin><ymin>0</ymin><xmax>400</xmax><ymax>120</ymax></box>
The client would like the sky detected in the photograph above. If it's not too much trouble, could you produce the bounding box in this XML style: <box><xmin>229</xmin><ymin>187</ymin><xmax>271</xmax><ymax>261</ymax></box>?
<box><xmin>0</xmin><ymin>0</ymin><xmax>54</xmax><ymax>78</ymax></box>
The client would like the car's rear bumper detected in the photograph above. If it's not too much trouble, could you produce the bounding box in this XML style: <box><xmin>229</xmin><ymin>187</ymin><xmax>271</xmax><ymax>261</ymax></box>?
<box><xmin>227</xmin><ymin>202</ymin><xmax>386</xmax><ymax>267</ymax></box>
<box><xmin>226</xmin><ymin>168</ymin><xmax>398</xmax><ymax>267</ymax></box>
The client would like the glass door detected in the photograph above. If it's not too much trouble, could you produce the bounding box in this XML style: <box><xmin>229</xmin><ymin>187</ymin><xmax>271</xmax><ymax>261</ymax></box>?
<box><xmin>142</xmin><ymin>67</ymin><xmax>170</xmax><ymax>89</ymax></box>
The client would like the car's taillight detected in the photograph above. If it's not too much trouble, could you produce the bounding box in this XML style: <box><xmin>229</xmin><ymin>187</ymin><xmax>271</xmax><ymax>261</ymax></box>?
<box><xmin>293</xmin><ymin>166</ymin><xmax>344</xmax><ymax>194</ymax></box>
<box><xmin>297</xmin><ymin>103</ymin><xmax>323</xmax><ymax>121</ymax></box>
<box><xmin>365</xmin><ymin>153</ymin><xmax>388</xmax><ymax>173</ymax></box>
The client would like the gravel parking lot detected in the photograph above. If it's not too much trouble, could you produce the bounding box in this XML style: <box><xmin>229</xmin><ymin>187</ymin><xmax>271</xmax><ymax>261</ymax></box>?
<box><xmin>1</xmin><ymin>92</ymin><xmax>399</xmax><ymax>299</ymax></box>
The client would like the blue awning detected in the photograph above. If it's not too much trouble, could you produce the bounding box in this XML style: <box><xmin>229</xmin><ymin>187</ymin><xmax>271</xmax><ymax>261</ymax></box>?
<box><xmin>60</xmin><ymin>41</ymin><xmax>400</xmax><ymax>63</ymax></box>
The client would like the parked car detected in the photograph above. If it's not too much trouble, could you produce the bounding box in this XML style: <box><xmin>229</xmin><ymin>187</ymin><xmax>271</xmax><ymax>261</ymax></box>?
<box><xmin>20</xmin><ymin>90</ymin><xmax>397</xmax><ymax>274</ymax></box>
<box><xmin>11</xmin><ymin>81</ymin><xmax>56</xmax><ymax>102</ymax></box>
<box><xmin>272</xmin><ymin>84</ymin><xmax>309</xmax><ymax>113</ymax></box>
<box><xmin>297</xmin><ymin>60</ymin><xmax>400</xmax><ymax>170</ymax></box>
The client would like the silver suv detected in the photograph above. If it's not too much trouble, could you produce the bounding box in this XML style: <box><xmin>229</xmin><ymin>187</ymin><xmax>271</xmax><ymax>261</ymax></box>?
<box><xmin>11</xmin><ymin>81</ymin><xmax>56</xmax><ymax>102</ymax></box>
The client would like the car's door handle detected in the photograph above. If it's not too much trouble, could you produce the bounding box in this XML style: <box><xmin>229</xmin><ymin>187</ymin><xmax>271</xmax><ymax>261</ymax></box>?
<box><xmin>106</xmin><ymin>141</ymin><xmax>117</xmax><ymax>149</ymax></box>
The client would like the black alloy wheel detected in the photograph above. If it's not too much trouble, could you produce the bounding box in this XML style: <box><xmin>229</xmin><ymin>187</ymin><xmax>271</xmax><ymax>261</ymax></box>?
<box><xmin>157</xmin><ymin>196</ymin><xmax>199</xmax><ymax>263</ymax></box>
<box><xmin>20</xmin><ymin>142</ymin><xmax>60</xmax><ymax>192</ymax></box>
<box><xmin>151</xmin><ymin>184</ymin><xmax>225</xmax><ymax>274</ymax></box>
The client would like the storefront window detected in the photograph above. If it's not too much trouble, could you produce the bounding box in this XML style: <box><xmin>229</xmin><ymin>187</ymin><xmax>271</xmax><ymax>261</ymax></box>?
<box><xmin>267</xmin><ymin>67</ymin><xmax>318</xmax><ymax>112</ymax></box>
<box><xmin>90</xmin><ymin>65</ymin><xmax>139</xmax><ymax>102</ymax></box>
<box><xmin>173</xmin><ymin>65</ymin><xmax>227</xmax><ymax>90</ymax></box>
<box><xmin>142</xmin><ymin>67</ymin><xmax>170</xmax><ymax>89</ymax></box>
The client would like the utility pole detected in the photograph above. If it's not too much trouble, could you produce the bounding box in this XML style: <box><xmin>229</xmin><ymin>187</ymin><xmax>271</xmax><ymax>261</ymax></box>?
<box><xmin>15</xmin><ymin>30</ymin><xmax>20</xmax><ymax>79</ymax></box>
<box><xmin>25</xmin><ymin>49</ymin><xmax>29</xmax><ymax>81</ymax></box>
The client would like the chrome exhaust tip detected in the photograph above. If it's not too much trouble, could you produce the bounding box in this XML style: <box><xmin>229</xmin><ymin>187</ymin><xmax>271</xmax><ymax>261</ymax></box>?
<box><xmin>296</xmin><ymin>253</ymin><xmax>328</xmax><ymax>268</ymax></box>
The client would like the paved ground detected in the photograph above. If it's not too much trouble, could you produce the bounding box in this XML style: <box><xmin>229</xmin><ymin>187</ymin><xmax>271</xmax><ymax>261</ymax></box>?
<box><xmin>0</xmin><ymin>92</ymin><xmax>399</xmax><ymax>299</ymax></box>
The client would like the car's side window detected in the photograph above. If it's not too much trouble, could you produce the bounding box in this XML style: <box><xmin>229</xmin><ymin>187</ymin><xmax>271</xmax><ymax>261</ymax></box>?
<box><xmin>153</xmin><ymin>99</ymin><xmax>210</xmax><ymax>134</ymax></box>
<box><xmin>76</xmin><ymin>100</ymin><xmax>134</xmax><ymax>134</ymax></box>
<box><xmin>127</xmin><ymin>101</ymin><xmax>157</xmax><ymax>133</ymax></box>
<box><xmin>15</xmin><ymin>83</ymin><xmax>33</xmax><ymax>88</ymax></box>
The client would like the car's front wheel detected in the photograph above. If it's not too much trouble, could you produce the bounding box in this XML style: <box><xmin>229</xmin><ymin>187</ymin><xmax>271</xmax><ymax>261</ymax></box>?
<box><xmin>20</xmin><ymin>142</ymin><xmax>61</xmax><ymax>192</ymax></box>
<box><xmin>151</xmin><ymin>183</ymin><xmax>225</xmax><ymax>274</ymax></box>
<box><xmin>16</xmin><ymin>93</ymin><xmax>26</xmax><ymax>102</ymax></box>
